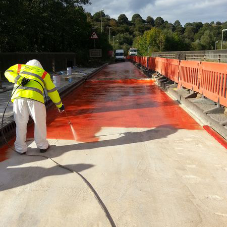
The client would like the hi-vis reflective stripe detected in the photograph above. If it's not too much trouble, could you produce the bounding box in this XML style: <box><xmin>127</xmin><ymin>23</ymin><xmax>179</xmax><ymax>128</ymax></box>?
<box><xmin>42</xmin><ymin>71</ymin><xmax>47</xmax><ymax>79</ymax></box>
<box><xmin>18</xmin><ymin>86</ymin><xmax>43</xmax><ymax>95</ymax></box>
<box><xmin>47</xmin><ymin>87</ymin><xmax>57</xmax><ymax>93</ymax></box>
<box><xmin>54</xmin><ymin>100</ymin><xmax>62</xmax><ymax>106</ymax></box>
<box><xmin>20</xmin><ymin>71</ymin><xmax>45</xmax><ymax>84</ymax></box>
<box><xmin>14</xmin><ymin>74</ymin><xmax>22</xmax><ymax>84</ymax></box>
<box><xmin>17</xmin><ymin>64</ymin><xmax>21</xmax><ymax>74</ymax></box>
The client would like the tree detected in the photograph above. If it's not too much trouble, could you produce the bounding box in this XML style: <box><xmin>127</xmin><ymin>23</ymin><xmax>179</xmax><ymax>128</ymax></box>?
<box><xmin>118</xmin><ymin>14</ymin><xmax>129</xmax><ymax>25</ymax></box>
<box><xmin>222</xmin><ymin>22</ymin><xmax>227</xmax><ymax>29</ymax></box>
<box><xmin>86</xmin><ymin>12</ymin><xmax>93</xmax><ymax>23</ymax></box>
<box><xmin>133</xmin><ymin>27</ymin><xmax>166</xmax><ymax>55</ymax></box>
<box><xmin>191</xmin><ymin>40</ymin><xmax>203</xmax><ymax>50</ymax></box>
<box><xmin>146</xmin><ymin>16</ymin><xmax>154</xmax><ymax>26</ymax></box>
<box><xmin>93</xmin><ymin>11</ymin><xmax>105</xmax><ymax>22</ymax></box>
<box><xmin>0</xmin><ymin>0</ymin><xmax>92</xmax><ymax>53</ymax></box>
<box><xmin>132</xmin><ymin>14</ymin><xmax>143</xmax><ymax>24</ymax></box>
<box><xmin>154</xmin><ymin>17</ymin><xmax>164</xmax><ymax>27</ymax></box>
<box><xmin>184</xmin><ymin>22</ymin><xmax>193</xmax><ymax>28</ymax></box>
<box><xmin>72</xmin><ymin>0</ymin><xmax>91</xmax><ymax>5</ymax></box>
<box><xmin>192</xmin><ymin>22</ymin><xmax>203</xmax><ymax>33</ymax></box>
<box><xmin>174</xmin><ymin>20</ymin><xmax>182</xmax><ymax>28</ymax></box>
<box><xmin>201</xmin><ymin>30</ymin><xmax>214</xmax><ymax>49</ymax></box>
<box><xmin>109</xmin><ymin>19</ymin><xmax>118</xmax><ymax>28</ymax></box>
<box><xmin>184</xmin><ymin>26</ymin><xmax>195</xmax><ymax>42</ymax></box>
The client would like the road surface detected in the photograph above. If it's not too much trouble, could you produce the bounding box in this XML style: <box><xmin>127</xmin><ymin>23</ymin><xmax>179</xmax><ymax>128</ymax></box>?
<box><xmin>0</xmin><ymin>62</ymin><xmax>227</xmax><ymax>227</ymax></box>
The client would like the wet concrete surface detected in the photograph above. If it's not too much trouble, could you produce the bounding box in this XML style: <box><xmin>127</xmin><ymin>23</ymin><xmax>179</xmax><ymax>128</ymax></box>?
<box><xmin>1</xmin><ymin>62</ymin><xmax>227</xmax><ymax>227</ymax></box>
<box><xmin>33</xmin><ymin>62</ymin><xmax>200</xmax><ymax>142</ymax></box>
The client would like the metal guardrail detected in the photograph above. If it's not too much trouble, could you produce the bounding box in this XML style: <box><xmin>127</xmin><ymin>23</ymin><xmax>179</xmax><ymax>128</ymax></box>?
<box><xmin>186</xmin><ymin>54</ymin><xmax>227</xmax><ymax>62</ymax></box>
<box><xmin>152</xmin><ymin>50</ymin><xmax>227</xmax><ymax>63</ymax></box>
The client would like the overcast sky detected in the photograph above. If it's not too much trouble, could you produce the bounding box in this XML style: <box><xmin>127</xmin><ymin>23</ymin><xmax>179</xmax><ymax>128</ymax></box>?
<box><xmin>84</xmin><ymin>0</ymin><xmax>227</xmax><ymax>25</ymax></box>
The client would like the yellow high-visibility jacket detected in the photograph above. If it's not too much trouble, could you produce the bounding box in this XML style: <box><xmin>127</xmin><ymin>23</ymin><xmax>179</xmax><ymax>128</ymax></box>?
<box><xmin>5</xmin><ymin>64</ymin><xmax>63</xmax><ymax>108</ymax></box>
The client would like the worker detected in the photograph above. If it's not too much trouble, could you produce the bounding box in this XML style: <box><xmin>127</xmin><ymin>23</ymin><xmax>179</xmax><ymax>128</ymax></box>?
<box><xmin>4</xmin><ymin>59</ymin><xmax>64</xmax><ymax>154</ymax></box>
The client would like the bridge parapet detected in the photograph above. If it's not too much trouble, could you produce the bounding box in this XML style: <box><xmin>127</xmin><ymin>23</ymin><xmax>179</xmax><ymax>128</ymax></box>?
<box><xmin>151</xmin><ymin>50</ymin><xmax>227</xmax><ymax>63</ymax></box>
<box><xmin>128</xmin><ymin>55</ymin><xmax>227</xmax><ymax>109</ymax></box>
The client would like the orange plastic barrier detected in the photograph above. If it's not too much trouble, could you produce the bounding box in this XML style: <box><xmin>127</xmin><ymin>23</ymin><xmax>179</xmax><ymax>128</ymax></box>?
<box><xmin>141</xmin><ymin>57</ymin><xmax>148</xmax><ymax>67</ymax></box>
<box><xmin>127</xmin><ymin>55</ymin><xmax>227</xmax><ymax>107</ymax></box>
<box><xmin>178</xmin><ymin>60</ymin><xmax>200</xmax><ymax>92</ymax></box>
<box><xmin>166</xmin><ymin>59</ymin><xmax>180</xmax><ymax>83</ymax></box>
<box><xmin>161</xmin><ymin>58</ymin><xmax>168</xmax><ymax>77</ymax></box>
<box><xmin>155</xmin><ymin>57</ymin><xmax>162</xmax><ymax>74</ymax></box>
<box><xmin>147</xmin><ymin>57</ymin><xmax>155</xmax><ymax>71</ymax></box>
<box><xmin>200</xmin><ymin>61</ymin><xmax>227</xmax><ymax>106</ymax></box>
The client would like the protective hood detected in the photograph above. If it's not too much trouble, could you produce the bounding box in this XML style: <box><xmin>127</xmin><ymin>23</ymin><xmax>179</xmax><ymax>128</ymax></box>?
<box><xmin>26</xmin><ymin>59</ymin><xmax>43</xmax><ymax>69</ymax></box>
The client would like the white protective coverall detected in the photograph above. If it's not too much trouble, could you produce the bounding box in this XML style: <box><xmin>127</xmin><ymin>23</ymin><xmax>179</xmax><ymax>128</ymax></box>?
<box><xmin>14</xmin><ymin>98</ymin><xmax>48</xmax><ymax>153</ymax></box>
<box><xmin>6</xmin><ymin>60</ymin><xmax>63</xmax><ymax>153</ymax></box>
<box><xmin>14</xmin><ymin>60</ymin><xmax>48</xmax><ymax>153</ymax></box>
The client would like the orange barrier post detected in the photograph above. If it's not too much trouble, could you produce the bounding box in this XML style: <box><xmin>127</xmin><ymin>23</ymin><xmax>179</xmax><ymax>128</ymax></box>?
<box><xmin>200</xmin><ymin>61</ymin><xmax>227</xmax><ymax>106</ymax></box>
<box><xmin>178</xmin><ymin>60</ymin><xmax>200</xmax><ymax>92</ymax></box>
<box><xmin>166</xmin><ymin>59</ymin><xmax>180</xmax><ymax>83</ymax></box>
<box><xmin>155</xmin><ymin>57</ymin><xmax>162</xmax><ymax>74</ymax></box>
<box><xmin>147</xmin><ymin>57</ymin><xmax>155</xmax><ymax>71</ymax></box>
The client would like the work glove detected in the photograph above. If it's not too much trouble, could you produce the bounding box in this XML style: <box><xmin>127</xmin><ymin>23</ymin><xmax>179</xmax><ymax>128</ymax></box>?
<box><xmin>21</xmin><ymin>77</ymin><xmax>30</xmax><ymax>86</ymax></box>
<box><xmin>58</xmin><ymin>104</ymin><xmax>65</xmax><ymax>113</ymax></box>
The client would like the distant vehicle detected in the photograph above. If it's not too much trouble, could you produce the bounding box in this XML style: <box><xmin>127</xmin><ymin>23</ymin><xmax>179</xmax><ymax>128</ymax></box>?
<box><xmin>128</xmin><ymin>48</ymin><xmax>137</xmax><ymax>56</ymax></box>
<box><xmin>115</xmin><ymin>49</ymin><xmax>125</xmax><ymax>62</ymax></box>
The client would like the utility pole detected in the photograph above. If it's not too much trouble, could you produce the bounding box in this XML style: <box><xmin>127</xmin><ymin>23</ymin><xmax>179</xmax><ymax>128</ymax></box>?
<box><xmin>113</xmin><ymin>36</ymin><xmax>115</xmax><ymax>50</ymax></box>
<box><xmin>100</xmin><ymin>10</ymin><xmax>104</xmax><ymax>33</ymax></box>
<box><xmin>215</xmin><ymin>41</ymin><xmax>218</xmax><ymax>50</ymax></box>
<box><xmin>221</xmin><ymin>29</ymin><xmax>227</xmax><ymax>49</ymax></box>
<box><xmin>108</xmin><ymin>27</ymin><xmax>112</xmax><ymax>43</ymax></box>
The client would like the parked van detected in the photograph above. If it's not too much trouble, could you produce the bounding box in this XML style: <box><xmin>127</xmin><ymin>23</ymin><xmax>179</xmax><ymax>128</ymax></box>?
<box><xmin>128</xmin><ymin>48</ymin><xmax>137</xmax><ymax>56</ymax></box>
<box><xmin>115</xmin><ymin>49</ymin><xmax>125</xmax><ymax>62</ymax></box>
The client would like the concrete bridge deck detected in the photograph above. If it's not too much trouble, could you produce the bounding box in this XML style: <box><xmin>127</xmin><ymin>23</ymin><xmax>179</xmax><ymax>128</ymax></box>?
<box><xmin>0</xmin><ymin>62</ymin><xmax>227</xmax><ymax>227</ymax></box>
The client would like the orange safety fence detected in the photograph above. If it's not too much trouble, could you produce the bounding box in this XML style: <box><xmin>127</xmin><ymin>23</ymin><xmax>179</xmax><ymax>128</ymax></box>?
<box><xmin>166</xmin><ymin>59</ymin><xmax>180</xmax><ymax>83</ymax></box>
<box><xmin>127</xmin><ymin>55</ymin><xmax>227</xmax><ymax>107</ymax></box>
<box><xmin>141</xmin><ymin>57</ymin><xmax>148</xmax><ymax>67</ymax></box>
<box><xmin>154</xmin><ymin>57</ymin><xmax>162</xmax><ymax>74</ymax></box>
<box><xmin>147</xmin><ymin>57</ymin><xmax>155</xmax><ymax>71</ymax></box>
<box><xmin>178</xmin><ymin>60</ymin><xmax>200</xmax><ymax>92</ymax></box>
<box><xmin>200</xmin><ymin>61</ymin><xmax>227</xmax><ymax>106</ymax></box>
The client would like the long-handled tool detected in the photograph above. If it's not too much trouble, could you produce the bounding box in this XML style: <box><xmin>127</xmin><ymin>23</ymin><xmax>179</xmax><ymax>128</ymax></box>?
<box><xmin>64</xmin><ymin>110</ymin><xmax>77</xmax><ymax>141</ymax></box>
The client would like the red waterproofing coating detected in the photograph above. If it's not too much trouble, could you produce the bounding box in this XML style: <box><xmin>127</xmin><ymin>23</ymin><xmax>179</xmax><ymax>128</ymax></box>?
<box><xmin>32</xmin><ymin>62</ymin><xmax>201</xmax><ymax>142</ymax></box>
<box><xmin>0</xmin><ymin>139</ymin><xmax>14</xmax><ymax>162</ymax></box>
<box><xmin>200</xmin><ymin>61</ymin><xmax>227</xmax><ymax>105</ymax></box>
<box><xmin>178</xmin><ymin>60</ymin><xmax>200</xmax><ymax>92</ymax></box>
<box><xmin>0</xmin><ymin>62</ymin><xmax>202</xmax><ymax>161</ymax></box>
<box><xmin>203</xmin><ymin>125</ymin><xmax>227</xmax><ymax>149</ymax></box>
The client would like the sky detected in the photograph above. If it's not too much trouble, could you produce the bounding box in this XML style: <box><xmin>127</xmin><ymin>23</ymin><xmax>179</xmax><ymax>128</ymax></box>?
<box><xmin>84</xmin><ymin>0</ymin><xmax>227</xmax><ymax>25</ymax></box>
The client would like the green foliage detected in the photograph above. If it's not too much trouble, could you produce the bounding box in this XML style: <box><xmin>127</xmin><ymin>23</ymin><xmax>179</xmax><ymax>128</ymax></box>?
<box><xmin>132</xmin><ymin>14</ymin><xmax>143</xmax><ymax>24</ymax></box>
<box><xmin>174</xmin><ymin>20</ymin><xmax>182</xmax><ymax>28</ymax></box>
<box><xmin>133</xmin><ymin>28</ymin><xmax>165</xmax><ymax>55</ymax></box>
<box><xmin>83</xmin><ymin>7</ymin><xmax>227</xmax><ymax>55</ymax></box>
<box><xmin>5</xmin><ymin>0</ymin><xmax>224</xmax><ymax>58</ymax></box>
<box><xmin>146</xmin><ymin>16</ymin><xmax>154</xmax><ymax>27</ymax></box>
<box><xmin>0</xmin><ymin>0</ymin><xmax>92</xmax><ymax>54</ymax></box>
<box><xmin>154</xmin><ymin>17</ymin><xmax>164</xmax><ymax>28</ymax></box>
<box><xmin>118</xmin><ymin>14</ymin><xmax>129</xmax><ymax>25</ymax></box>
<box><xmin>93</xmin><ymin>11</ymin><xmax>105</xmax><ymax>22</ymax></box>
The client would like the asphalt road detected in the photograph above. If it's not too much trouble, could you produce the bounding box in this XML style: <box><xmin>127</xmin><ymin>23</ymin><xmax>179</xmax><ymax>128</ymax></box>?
<box><xmin>0</xmin><ymin>62</ymin><xmax>227</xmax><ymax>227</ymax></box>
